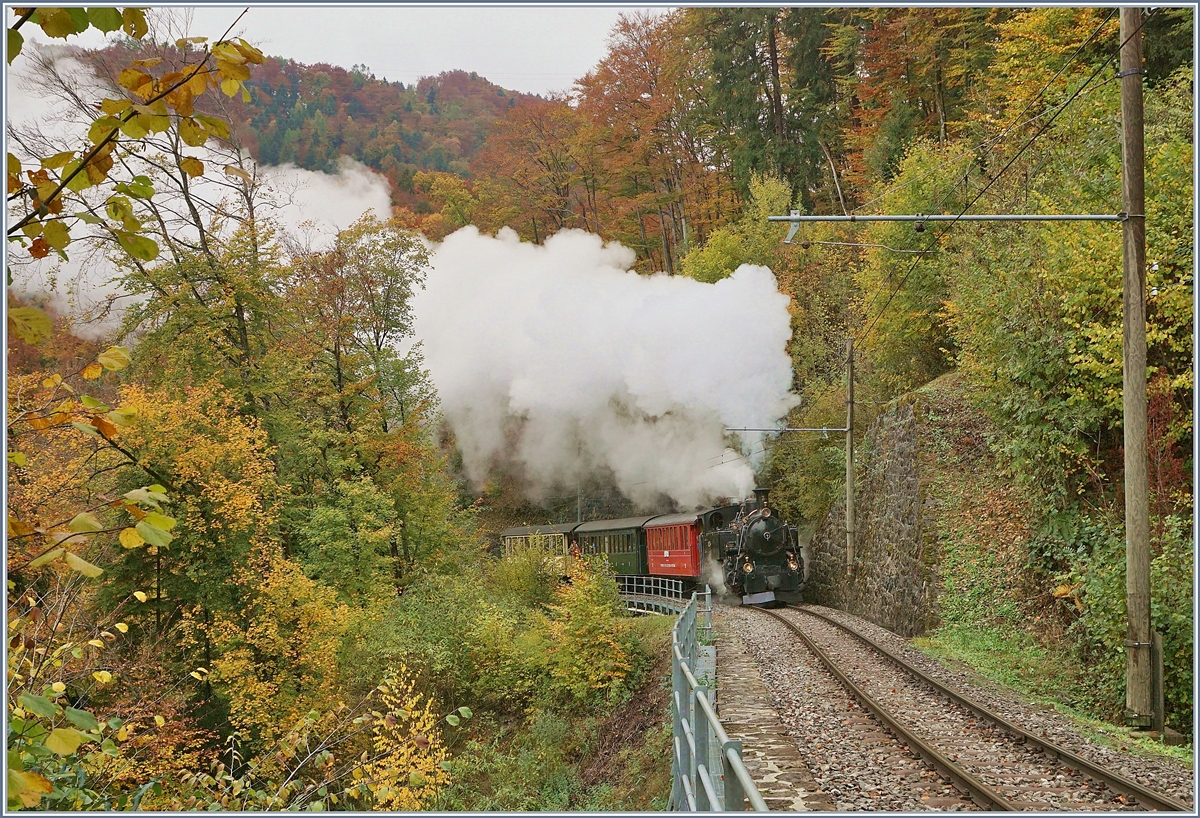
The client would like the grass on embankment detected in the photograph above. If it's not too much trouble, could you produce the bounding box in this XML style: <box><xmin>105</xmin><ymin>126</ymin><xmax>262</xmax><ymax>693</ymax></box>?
<box><xmin>910</xmin><ymin>373</ymin><xmax>1192</xmax><ymax>763</ymax></box>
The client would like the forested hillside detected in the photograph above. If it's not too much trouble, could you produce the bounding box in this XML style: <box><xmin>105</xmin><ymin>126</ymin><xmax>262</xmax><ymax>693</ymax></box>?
<box><xmin>5</xmin><ymin>5</ymin><xmax>1193</xmax><ymax>811</ymax></box>
<box><xmin>80</xmin><ymin>41</ymin><xmax>537</xmax><ymax>214</ymax></box>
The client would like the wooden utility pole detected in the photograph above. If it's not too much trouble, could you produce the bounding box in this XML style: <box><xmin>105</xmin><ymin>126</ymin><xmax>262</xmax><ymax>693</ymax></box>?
<box><xmin>1120</xmin><ymin>6</ymin><xmax>1152</xmax><ymax>728</ymax></box>
<box><xmin>845</xmin><ymin>338</ymin><xmax>855</xmax><ymax>575</ymax></box>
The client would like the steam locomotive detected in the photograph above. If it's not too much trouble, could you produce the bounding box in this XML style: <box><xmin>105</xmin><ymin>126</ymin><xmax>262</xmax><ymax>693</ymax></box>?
<box><xmin>500</xmin><ymin>488</ymin><xmax>805</xmax><ymax>606</ymax></box>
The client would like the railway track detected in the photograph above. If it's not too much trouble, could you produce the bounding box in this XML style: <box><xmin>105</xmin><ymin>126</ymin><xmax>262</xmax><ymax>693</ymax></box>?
<box><xmin>752</xmin><ymin>604</ymin><xmax>1190</xmax><ymax>811</ymax></box>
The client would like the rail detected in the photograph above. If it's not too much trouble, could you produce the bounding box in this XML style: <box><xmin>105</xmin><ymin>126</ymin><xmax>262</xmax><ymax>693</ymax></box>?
<box><xmin>615</xmin><ymin>575</ymin><xmax>687</xmax><ymax>615</ymax></box>
<box><xmin>668</xmin><ymin>587</ymin><xmax>768</xmax><ymax>812</ymax></box>
<box><xmin>795</xmin><ymin>606</ymin><xmax>1192</xmax><ymax>812</ymax></box>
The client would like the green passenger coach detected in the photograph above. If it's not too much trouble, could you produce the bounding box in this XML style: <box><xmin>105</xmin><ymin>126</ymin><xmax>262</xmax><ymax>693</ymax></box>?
<box><xmin>573</xmin><ymin>515</ymin><xmax>659</xmax><ymax>575</ymax></box>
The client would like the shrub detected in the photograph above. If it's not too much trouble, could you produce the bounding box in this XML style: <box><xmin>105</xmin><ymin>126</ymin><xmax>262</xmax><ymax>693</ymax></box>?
<box><xmin>542</xmin><ymin>563</ymin><xmax>637</xmax><ymax>707</ymax></box>
<box><xmin>1067</xmin><ymin>514</ymin><xmax>1193</xmax><ymax>730</ymax></box>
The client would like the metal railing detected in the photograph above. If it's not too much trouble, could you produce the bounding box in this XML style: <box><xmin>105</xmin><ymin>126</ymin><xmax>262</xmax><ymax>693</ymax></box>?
<box><xmin>615</xmin><ymin>575</ymin><xmax>687</xmax><ymax>614</ymax></box>
<box><xmin>668</xmin><ymin>587</ymin><xmax>768</xmax><ymax>812</ymax></box>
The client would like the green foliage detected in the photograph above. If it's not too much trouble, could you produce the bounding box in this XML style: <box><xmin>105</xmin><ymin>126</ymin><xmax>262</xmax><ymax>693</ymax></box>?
<box><xmin>679</xmin><ymin>174</ymin><xmax>792</xmax><ymax>283</ymax></box>
<box><xmin>855</xmin><ymin>140</ymin><xmax>966</xmax><ymax>395</ymax></box>
<box><xmin>687</xmin><ymin>8</ymin><xmax>841</xmax><ymax>209</ymax></box>
<box><xmin>543</xmin><ymin>562</ymin><xmax>637</xmax><ymax>707</ymax></box>
<box><xmin>491</xmin><ymin>543</ymin><xmax>560</xmax><ymax>610</ymax></box>
<box><xmin>915</xmin><ymin>626</ymin><xmax>1066</xmax><ymax>700</ymax></box>
<box><xmin>298</xmin><ymin>477</ymin><xmax>400</xmax><ymax>603</ymax></box>
<box><xmin>944</xmin><ymin>70</ymin><xmax>1193</xmax><ymax>513</ymax></box>
<box><xmin>7</xmin><ymin>687</ymin><xmax>161</xmax><ymax>811</ymax></box>
<box><xmin>1067</xmin><ymin>515</ymin><xmax>1194</xmax><ymax>731</ymax></box>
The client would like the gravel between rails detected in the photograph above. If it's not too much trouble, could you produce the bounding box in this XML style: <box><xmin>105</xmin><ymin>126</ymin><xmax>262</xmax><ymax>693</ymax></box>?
<box><xmin>719</xmin><ymin>605</ymin><xmax>977</xmax><ymax>811</ymax></box>
<box><xmin>780</xmin><ymin>606</ymin><xmax>1140</xmax><ymax>810</ymax></box>
<box><xmin>802</xmin><ymin>604</ymin><xmax>1196</xmax><ymax>809</ymax></box>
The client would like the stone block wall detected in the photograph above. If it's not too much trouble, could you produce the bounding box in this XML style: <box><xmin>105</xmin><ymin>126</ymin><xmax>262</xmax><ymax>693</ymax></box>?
<box><xmin>803</xmin><ymin>401</ymin><xmax>937</xmax><ymax>637</ymax></box>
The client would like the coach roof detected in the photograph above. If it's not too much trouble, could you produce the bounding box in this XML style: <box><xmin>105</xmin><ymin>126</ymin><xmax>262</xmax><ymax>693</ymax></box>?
<box><xmin>643</xmin><ymin>512</ymin><xmax>700</xmax><ymax>527</ymax></box>
<box><xmin>500</xmin><ymin>522</ymin><xmax>583</xmax><ymax>537</ymax></box>
<box><xmin>574</xmin><ymin>515</ymin><xmax>663</xmax><ymax>533</ymax></box>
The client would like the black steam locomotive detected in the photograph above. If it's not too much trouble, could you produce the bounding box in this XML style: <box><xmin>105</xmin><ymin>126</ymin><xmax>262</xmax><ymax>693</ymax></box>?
<box><xmin>500</xmin><ymin>487</ymin><xmax>805</xmax><ymax>606</ymax></box>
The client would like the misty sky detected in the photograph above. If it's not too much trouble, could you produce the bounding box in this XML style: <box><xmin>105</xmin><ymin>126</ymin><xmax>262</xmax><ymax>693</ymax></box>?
<box><xmin>19</xmin><ymin>5</ymin><xmax>666</xmax><ymax>96</ymax></box>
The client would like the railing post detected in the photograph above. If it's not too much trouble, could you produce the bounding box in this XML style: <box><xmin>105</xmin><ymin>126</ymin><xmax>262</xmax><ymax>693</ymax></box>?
<box><xmin>671</xmin><ymin>636</ymin><xmax>684</xmax><ymax>810</ymax></box>
<box><xmin>694</xmin><ymin>686</ymin><xmax>710</xmax><ymax>810</ymax></box>
<box><xmin>722</xmin><ymin>738</ymin><xmax>745</xmax><ymax>810</ymax></box>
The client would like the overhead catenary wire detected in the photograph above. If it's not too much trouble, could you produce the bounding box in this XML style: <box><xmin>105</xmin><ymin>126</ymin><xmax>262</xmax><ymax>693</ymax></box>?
<box><xmin>925</xmin><ymin>8</ymin><xmax>1120</xmax><ymax>216</ymax></box>
<box><xmin>851</xmin><ymin>30</ymin><xmax>1131</xmax><ymax>334</ymax></box>
<box><xmin>850</xmin><ymin>8</ymin><xmax>1120</xmax><ymax>216</ymax></box>
<box><xmin>854</xmin><ymin>10</ymin><xmax>1156</xmax><ymax>348</ymax></box>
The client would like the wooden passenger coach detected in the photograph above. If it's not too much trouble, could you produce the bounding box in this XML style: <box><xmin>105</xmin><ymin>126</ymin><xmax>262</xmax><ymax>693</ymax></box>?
<box><xmin>501</xmin><ymin>522</ymin><xmax>580</xmax><ymax>575</ymax></box>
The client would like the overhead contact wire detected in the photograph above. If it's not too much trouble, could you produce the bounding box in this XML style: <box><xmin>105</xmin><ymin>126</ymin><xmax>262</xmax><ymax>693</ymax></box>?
<box><xmin>851</xmin><ymin>9</ymin><xmax>1124</xmax><ymax>329</ymax></box>
<box><xmin>855</xmin><ymin>10</ymin><xmax>1155</xmax><ymax>348</ymax></box>
<box><xmin>852</xmin><ymin>8</ymin><xmax>1119</xmax><ymax>216</ymax></box>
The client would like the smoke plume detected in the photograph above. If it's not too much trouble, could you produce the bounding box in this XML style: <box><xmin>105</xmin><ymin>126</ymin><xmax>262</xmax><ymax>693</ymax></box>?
<box><xmin>413</xmin><ymin>227</ymin><xmax>798</xmax><ymax>509</ymax></box>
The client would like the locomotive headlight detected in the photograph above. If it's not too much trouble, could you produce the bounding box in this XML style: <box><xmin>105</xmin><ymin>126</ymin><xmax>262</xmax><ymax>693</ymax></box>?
<box><xmin>743</xmin><ymin>561</ymin><xmax>754</xmax><ymax>574</ymax></box>
<box><xmin>787</xmin><ymin>558</ymin><xmax>798</xmax><ymax>572</ymax></box>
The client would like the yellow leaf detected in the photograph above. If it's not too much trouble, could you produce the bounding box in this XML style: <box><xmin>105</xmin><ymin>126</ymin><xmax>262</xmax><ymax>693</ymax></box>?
<box><xmin>132</xmin><ymin>591</ymin><xmax>148</xmax><ymax>603</ymax></box>
<box><xmin>166</xmin><ymin>84</ymin><xmax>195</xmax><ymax>117</ymax></box>
<box><xmin>87</xmin><ymin>639</ymin><xmax>105</xmax><ymax>648</ymax></box>
<box><xmin>122</xmin><ymin>8</ymin><xmax>148</xmax><ymax>39</ymax></box>
<box><xmin>178</xmin><ymin>117</ymin><xmax>207</xmax><ymax>147</ymax></box>
<box><xmin>8</xmin><ymin>768</ymin><xmax>53</xmax><ymax>804</ymax></box>
<box><xmin>8</xmin><ymin>306</ymin><xmax>54</xmax><ymax>345</ymax></box>
<box><xmin>114</xmin><ymin>622</ymin><xmax>128</xmax><ymax>633</ymax></box>
<box><xmin>220</xmin><ymin>77</ymin><xmax>241</xmax><ymax>97</ymax></box>
<box><xmin>92</xmin><ymin>670</ymin><xmax>113</xmax><ymax>684</ymax></box>
<box><xmin>99</xmin><ymin>97</ymin><xmax>132</xmax><ymax>115</ymax></box>
<box><xmin>223</xmin><ymin>165</ymin><xmax>252</xmax><ymax>183</ymax></box>
<box><xmin>119</xmin><ymin>528</ymin><xmax>145</xmax><ymax>549</ymax></box>
<box><xmin>217</xmin><ymin>60</ymin><xmax>251</xmax><ymax>82</ymax></box>
<box><xmin>51</xmin><ymin>682</ymin><xmax>66</xmax><ymax>694</ymax></box>
<box><xmin>41</xmin><ymin>219</ymin><xmax>70</xmax><ymax>251</ymax></box>
<box><xmin>40</xmin><ymin>151</ymin><xmax>76</xmax><ymax>170</ymax></box>
<box><xmin>154</xmin><ymin>715</ymin><xmax>165</xmax><ymax>727</ymax></box>
<box><xmin>179</xmin><ymin>156</ymin><xmax>204</xmax><ymax>178</ymax></box>
<box><xmin>44</xmin><ymin>727</ymin><xmax>85</xmax><ymax>755</ymax></box>
<box><xmin>117</xmin><ymin>67</ymin><xmax>153</xmax><ymax>93</ymax></box>
<box><xmin>81</xmin><ymin>362</ymin><xmax>103</xmax><ymax>380</ymax></box>
<box><xmin>93</xmin><ymin>415</ymin><xmax>118</xmax><ymax>439</ymax></box>
<box><xmin>28</xmin><ymin>547</ymin><xmax>65</xmax><ymax>570</ymax></box>
<box><xmin>64</xmin><ymin>552</ymin><xmax>103</xmax><ymax>578</ymax></box>
<box><xmin>212</xmin><ymin>42</ymin><xmax>247</xmax><ymax>64</ymax></box>
<box><xmin>97</xmin><ymin>345</ymin><xmax>131</xmax><ymax>371</ymax></box>
<box><xmin>187</xmin><ymin>71</ymin><xmax>208</xmax><ymax>97</ymax></box>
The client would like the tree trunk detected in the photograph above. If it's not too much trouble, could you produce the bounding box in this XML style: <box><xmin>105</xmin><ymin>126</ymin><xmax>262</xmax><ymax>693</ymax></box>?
<box><xmin>767</xmin><ymin>11</ymin><xmax>786</xmax><ymax>174</ymax></box>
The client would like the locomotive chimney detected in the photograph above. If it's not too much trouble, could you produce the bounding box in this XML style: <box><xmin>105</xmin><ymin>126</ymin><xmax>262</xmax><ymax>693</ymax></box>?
<box><xmin>753</xmin><ymin>487</ymin><xmax>771</xmax><ymax>510</ymax></box>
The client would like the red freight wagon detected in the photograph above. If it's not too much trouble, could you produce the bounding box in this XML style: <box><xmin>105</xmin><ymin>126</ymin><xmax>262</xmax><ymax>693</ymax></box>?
<box><xmin>645</xmin><ymin>512</ymin><xmax>700</xmax><ymax>578</ymax></box>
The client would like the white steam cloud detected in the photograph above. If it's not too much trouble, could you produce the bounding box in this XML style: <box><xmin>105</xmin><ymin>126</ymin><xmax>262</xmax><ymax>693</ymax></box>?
<box><xmin>259</xmin><ymin>157</ymin><xmax>393</xmax><ymax>236</ymax></box>
<box><xmin>413</xmin><ymin>227</ymin><xmax>799</xmax><ymax>509</ymax></box>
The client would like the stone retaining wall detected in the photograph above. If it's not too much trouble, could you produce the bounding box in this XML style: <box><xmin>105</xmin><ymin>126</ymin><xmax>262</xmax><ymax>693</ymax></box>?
<box><xmin>804</xmin><ymin>401</ymin><xmax>937</xmax><ymax>637</ymax></box>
